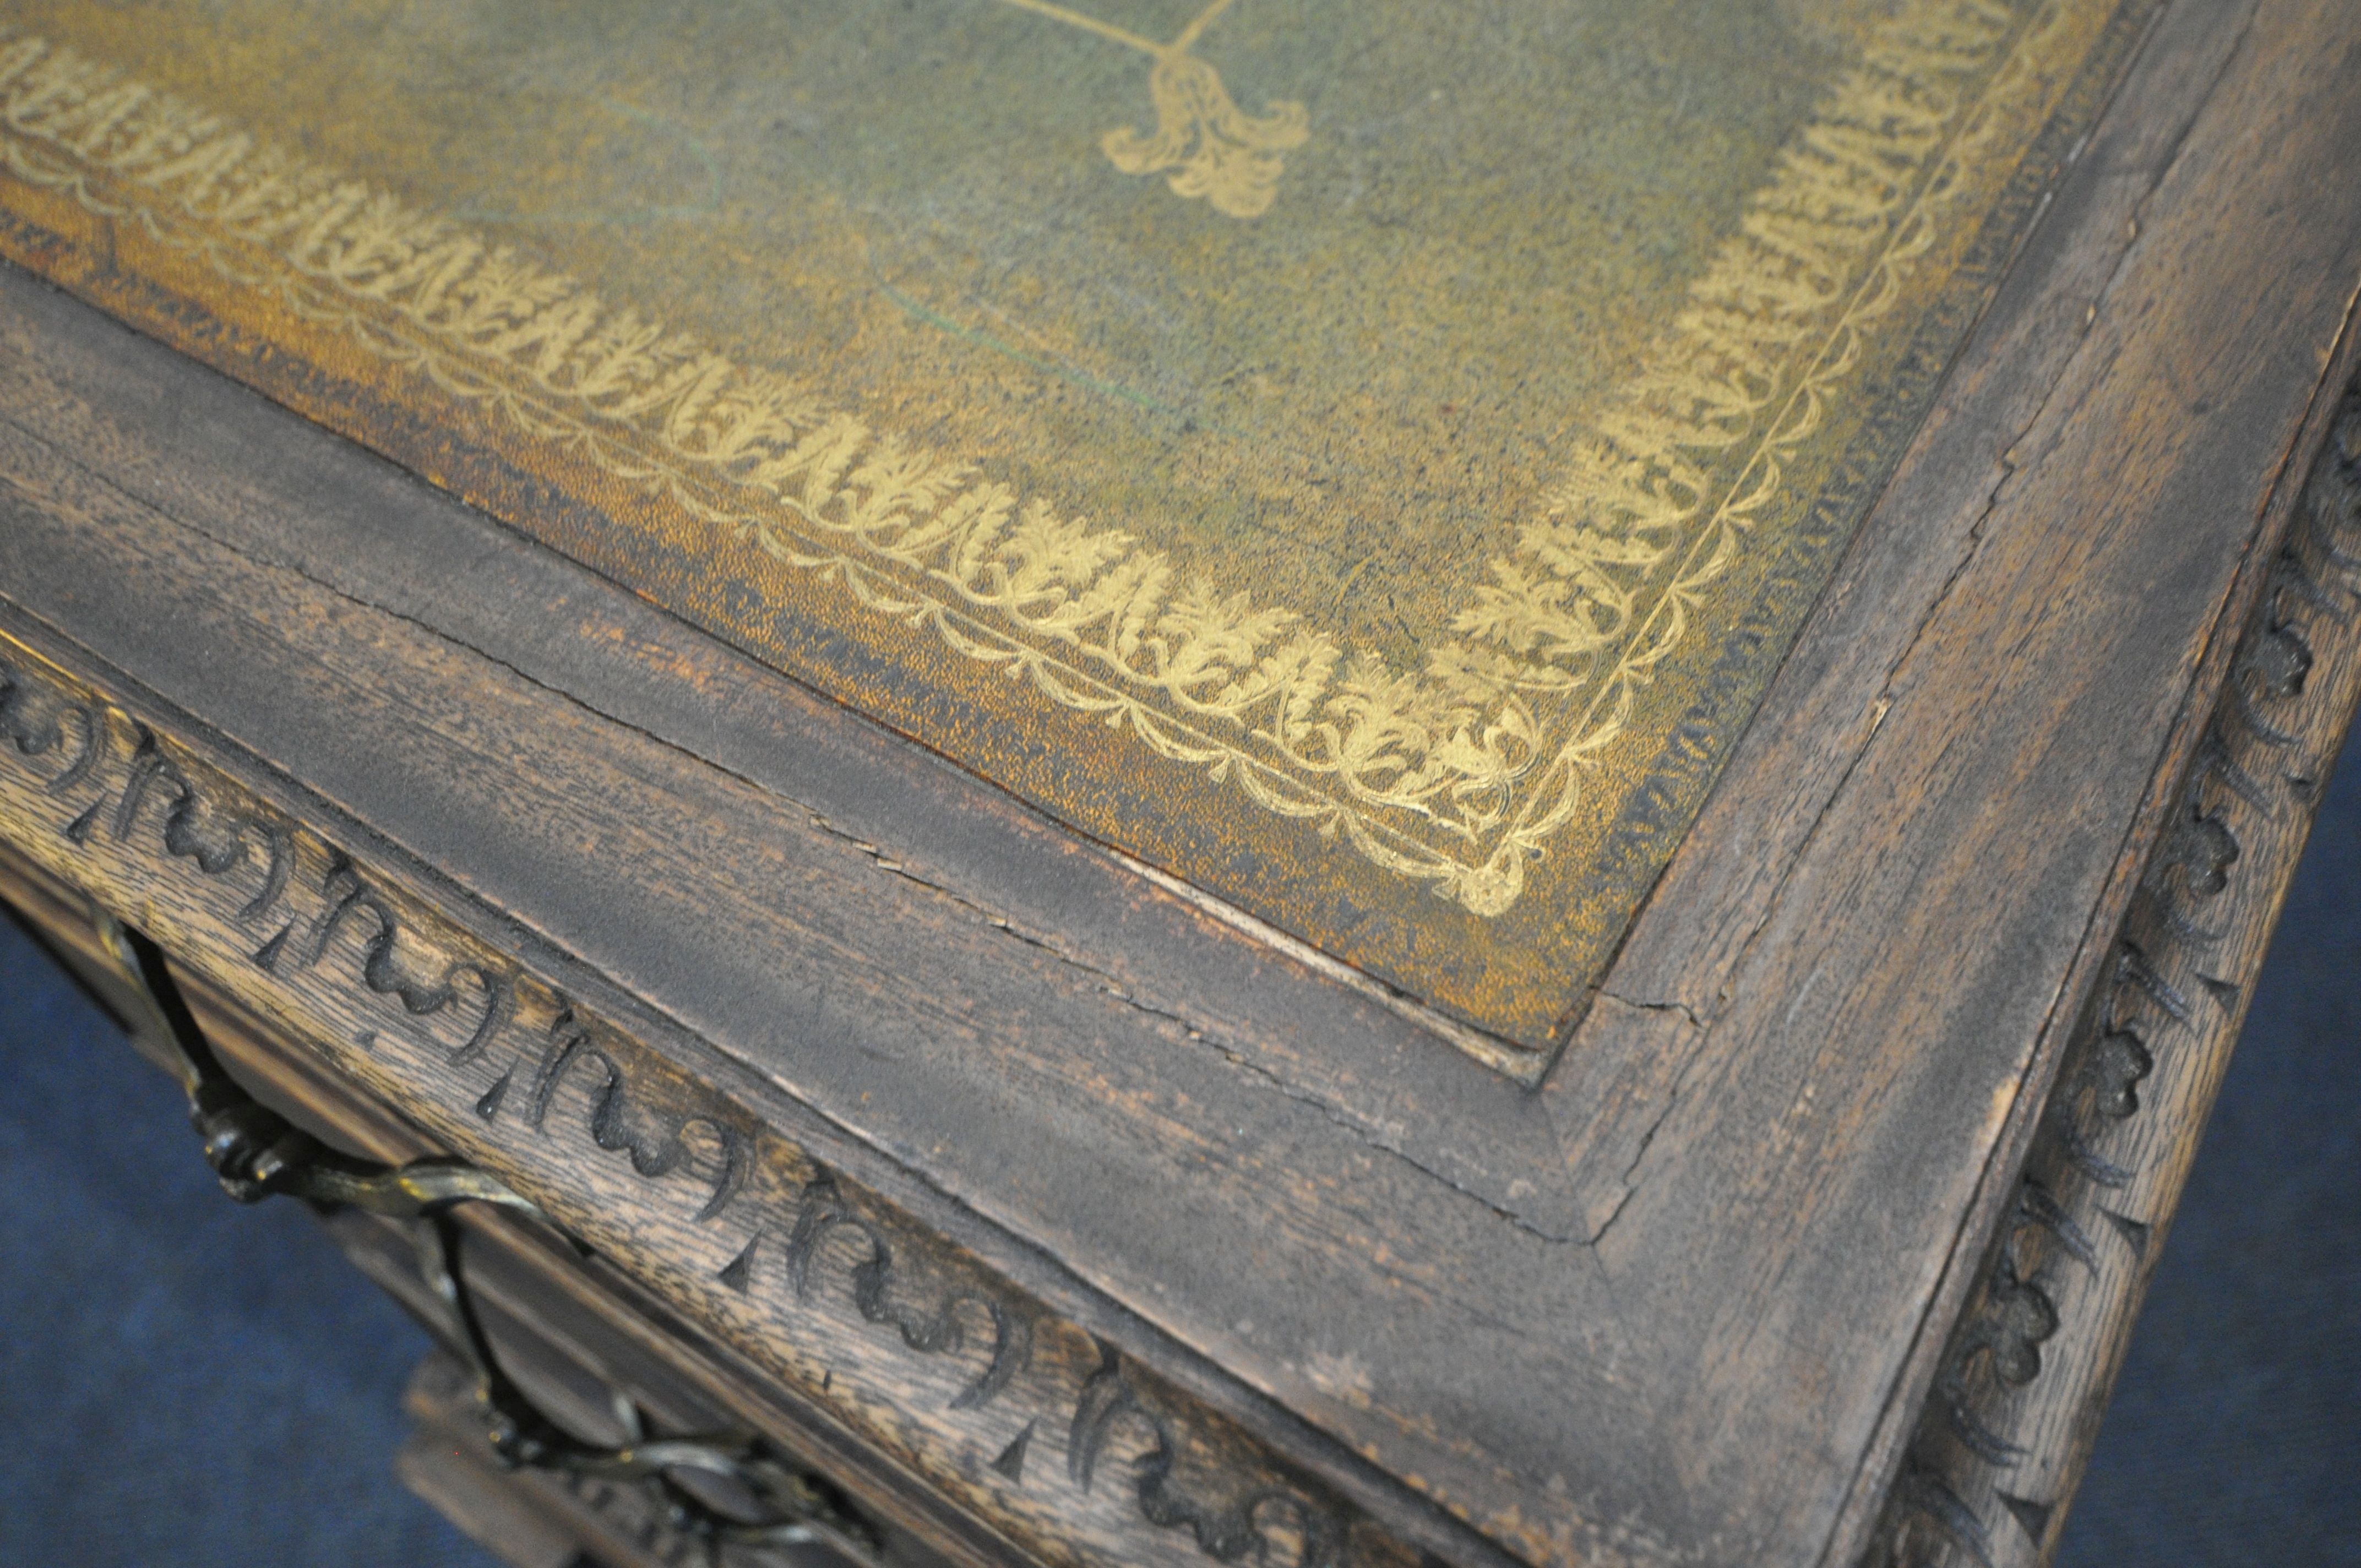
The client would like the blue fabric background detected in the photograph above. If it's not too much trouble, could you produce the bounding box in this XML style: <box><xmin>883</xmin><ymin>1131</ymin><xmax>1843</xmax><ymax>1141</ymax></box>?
<box><xmin>0</xmin><ymin>915</ymin><xmax>497</xmax><ymax>1564</ymax></box>
<box><xmin>2051</xmin><ymin>742</ymin><xmax>2361</xmax><ymax>1566</ymax></box>
<box><xmin>1</xmin><ymin>741</ymin><xmax>2355</xmax><ymax>1563</ymax></box>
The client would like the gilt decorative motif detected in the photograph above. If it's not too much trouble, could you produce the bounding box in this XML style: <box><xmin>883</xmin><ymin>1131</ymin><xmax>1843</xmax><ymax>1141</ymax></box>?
<box><xmin>1101</xmin><ymin>50</ymin><xmax>1307</xmax><ymax>218</ymax></box>
<box><xmin>0</xmin><ymin>4</ymin><xmax>2053</xmax><ymax>921</ymax></box>
<box><xmin>995</xmin><ymin>0</ymin><xmax>1309</xmax><ymax>217</ymax></box>
<box><xmin>0</xmin><ymin>9</ymin><xmax>2060</xmax><ymax>928</ymax></box>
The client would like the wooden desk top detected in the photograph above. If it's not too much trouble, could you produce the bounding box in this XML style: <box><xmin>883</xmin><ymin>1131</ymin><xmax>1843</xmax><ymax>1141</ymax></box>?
<box><xmin>1</xmin><ymin>3</ymin><xmax>2357</xmax><ymax>1565</ymax></box>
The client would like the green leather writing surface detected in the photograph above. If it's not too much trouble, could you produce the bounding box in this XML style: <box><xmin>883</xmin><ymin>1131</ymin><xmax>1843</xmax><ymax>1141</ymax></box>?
<box><xmin>0</xmin><ymin>0</ymin><xmax>2144</xmax><ymax>1055</ymax></box>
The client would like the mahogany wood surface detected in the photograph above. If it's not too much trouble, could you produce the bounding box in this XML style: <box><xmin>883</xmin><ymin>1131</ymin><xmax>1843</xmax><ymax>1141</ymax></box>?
<box><xmin>2</xmin><ymin>2</ymin><xmax>2358</xmax><ymax>1565</ymax></box>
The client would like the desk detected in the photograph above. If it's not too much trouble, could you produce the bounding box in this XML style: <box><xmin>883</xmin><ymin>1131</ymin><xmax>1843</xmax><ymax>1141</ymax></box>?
<box><xmin>2</xmin><ymin>3</ymin><xmax>2357</xmax><ymax>1565</ymax></box>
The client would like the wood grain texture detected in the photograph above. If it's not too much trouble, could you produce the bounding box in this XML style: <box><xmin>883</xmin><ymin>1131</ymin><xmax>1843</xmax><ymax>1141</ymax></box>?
<box><xmin>0</xmin><ymin>825</ymin><xmax>185</xmax><ymax>1075</ymax></box>
<box><xmin>0</xmin><ymin>0</ymin><xmax>2355</xmax><ymax>1562</ymax></box>
<box><xmin>0</xmin><ymin>638</ymin><xmax>1426</xmax><ymax>1568</ymax></box>
<box><xmin>1868</xmin><ymin>390</ymin><xmax>2361</xmax><ymax>1565</ymax></box>
<box><xmin>0</xmin><ymin>849</ymin><xmax>796</xmax><ymax>1567</ymax></box>
<box><xmin>144</xmin><ymin>945</ymin><xmax>1012</xmax><ymax>1568</ymax></box>
<box><xmin>1546</xmin><ymin>0</ymin><xmax>2263</xmax><ymax>1238</ymax></box>
<box><xmin>1543</xmin><ymin>0</ymin><xmax>2361</xmax><ymax>1562</ymax></box>
<box><xmin>0</xmin><ymin>263</ymin><xmax>1611</xmax><ymax>1568</ymax></box>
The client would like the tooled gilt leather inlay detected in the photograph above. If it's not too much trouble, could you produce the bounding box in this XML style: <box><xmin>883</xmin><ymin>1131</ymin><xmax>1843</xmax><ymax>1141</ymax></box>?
<box><xmin>1868</xmin><ymin>387</ymin><xmax>2361</xmax><ymax>1567</ymax></box>
<box><xmin>0</xmin><ymin>640</ymin><xmax>1418</xmax><ymax>1568</ymax></box>
<box><xmin>0</xmin><ymin>5</ymin><xmax>2065</xmax><ymax>917</ymax></box>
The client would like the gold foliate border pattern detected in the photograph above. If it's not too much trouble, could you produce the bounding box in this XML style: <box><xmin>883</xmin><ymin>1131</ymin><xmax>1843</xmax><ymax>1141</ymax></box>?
<box><xmin>0</xmin><ymin>3</ymin><xmax>2043</xmax><ymax>917</ymax></box>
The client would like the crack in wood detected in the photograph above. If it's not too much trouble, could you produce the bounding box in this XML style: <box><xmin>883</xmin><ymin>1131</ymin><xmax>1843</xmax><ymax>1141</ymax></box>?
<box><xmin>0</xmin><ymin>638</ymin><xmax>1408</xmax><ymax>1568</ymax></box>
<box><xmin>1867</xmin><ymin>385</ymin><xmax>2361</xmax><ymax>1566</ymax></box>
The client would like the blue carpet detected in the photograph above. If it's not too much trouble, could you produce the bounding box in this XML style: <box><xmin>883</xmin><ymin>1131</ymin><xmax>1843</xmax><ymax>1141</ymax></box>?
<box><xmin>0</xmin><ymin>910</ymin><xmax>499</xmax><ymax>1567</ymax></box>
<box><xmin>3</xmin><ymin>742</ymin><xmax>2357</xmax><ymax>1565</ymax></box>
<box><xmin>2053</xmin><ymin>743</ymin><xmax>2361</xmax><ymax>1565</ymax></box>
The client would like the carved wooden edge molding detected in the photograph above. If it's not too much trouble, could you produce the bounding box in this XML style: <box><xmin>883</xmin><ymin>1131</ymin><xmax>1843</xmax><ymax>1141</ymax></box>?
<box><xmin>0</xmin><ymin>632</ymin><xmax>1429</xmax><ymax>1568</ymax></box>
<box><xmin>1864</xmin><ymin>384</ymin><xmax>2361</xmax><ymax>1567</ymax></box>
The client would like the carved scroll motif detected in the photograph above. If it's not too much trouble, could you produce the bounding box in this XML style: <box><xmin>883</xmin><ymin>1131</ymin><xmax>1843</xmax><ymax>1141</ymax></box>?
<box><xmin>0</xmin><ymin>634</ymin><xmax>1412</xmax><ymax>1568</ymax></box>
<box><xmin>1869</xmin><ymin>388</ymin><xmax>2361</xmax><ymax>1567</ymax></box>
